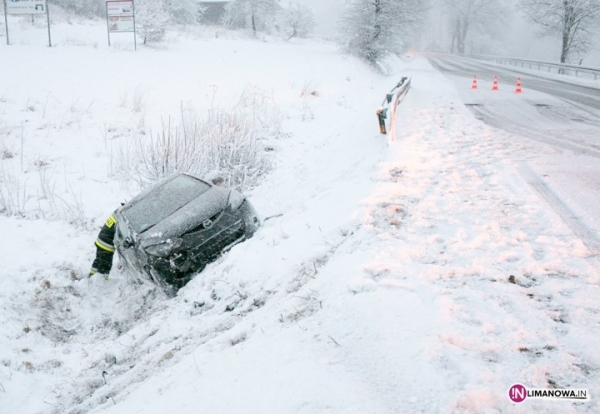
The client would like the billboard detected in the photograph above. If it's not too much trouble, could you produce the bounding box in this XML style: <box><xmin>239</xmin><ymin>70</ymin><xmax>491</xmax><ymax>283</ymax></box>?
<box><xmin>6</xmin><ymin>0</ymin><xmax>47</xmax><ymax>15</ymax></box>
<box><xmin>106</xmin><ymin>0</ymin><xmax>136</xmax><ymax>49</ymax></box>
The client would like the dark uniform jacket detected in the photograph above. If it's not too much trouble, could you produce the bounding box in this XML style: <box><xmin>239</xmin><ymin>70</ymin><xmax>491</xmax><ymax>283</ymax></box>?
<box><xmin>90</xmin><ymin>213</ymin><xmax>117</xmax><ymax>276</ymax></box>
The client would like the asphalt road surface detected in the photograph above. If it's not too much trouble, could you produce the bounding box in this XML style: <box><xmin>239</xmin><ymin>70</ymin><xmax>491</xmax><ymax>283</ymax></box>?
<box><xmin>428</xmin><ymin>53</ymin><xmax>600</xmax><ymax>257</ymax></box>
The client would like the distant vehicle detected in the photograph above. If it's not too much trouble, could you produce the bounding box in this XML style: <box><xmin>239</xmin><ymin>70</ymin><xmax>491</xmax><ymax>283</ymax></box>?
<box><xmin>115</xmin><ymin>173</ymin><xmax>260</xmax><ymax>293</ymax></box>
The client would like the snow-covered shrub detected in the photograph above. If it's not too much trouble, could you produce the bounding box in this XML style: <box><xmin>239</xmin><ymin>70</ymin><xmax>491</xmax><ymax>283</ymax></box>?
<box><xmin>117</xmin><ymin>92</ymin><xmax>280</xmax><ymax>192</ymax></box>
<box><xmin>128</xmin><ymin>110</ymin><xmax>271</xmax><ymax>191</ymax></box>
<box><xmin>278</xmin><ymin>2</ymin><xmax>315</xmax><ymax>40</ymax></box>
<box><xmin>136</xmin><ymin>0</ymin><xmax>170</xmax><ymax>44</ymax></box>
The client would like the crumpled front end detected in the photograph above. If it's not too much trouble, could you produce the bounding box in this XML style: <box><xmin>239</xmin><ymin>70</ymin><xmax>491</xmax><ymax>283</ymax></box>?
<box><xmin>114</xmin><ymin>179</ymin><xmax>261</xmax><ymax>292</ymax></box>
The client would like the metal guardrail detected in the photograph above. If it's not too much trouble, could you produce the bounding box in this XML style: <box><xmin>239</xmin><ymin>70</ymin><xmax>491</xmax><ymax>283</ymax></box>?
<box><xmin>376</xmin><ymin>76</ymin><xmax>411</xmax><ymax>135</ymax></box>
<box><xmin>467</xmin><ymin>54</ymin><xmax>600</xmax><ymax>80</ymax></box>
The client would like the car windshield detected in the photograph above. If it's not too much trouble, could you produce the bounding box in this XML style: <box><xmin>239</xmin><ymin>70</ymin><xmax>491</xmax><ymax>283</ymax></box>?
<box><xmin>124</xmin><ymin>175</ymin><xmax>211</xmax><ymax>233</ymax></box>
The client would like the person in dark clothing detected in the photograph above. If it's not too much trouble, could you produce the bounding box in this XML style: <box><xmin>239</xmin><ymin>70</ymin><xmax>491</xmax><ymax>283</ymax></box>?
<box><xmin>89</xmin><ymin>213</ymin><xmax>117</xmax><ymax>279</ymax></box>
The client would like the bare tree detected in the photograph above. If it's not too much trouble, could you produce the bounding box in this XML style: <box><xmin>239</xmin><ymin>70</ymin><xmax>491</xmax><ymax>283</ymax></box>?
<box><xmin>520</xmin><ymin>0</ymin><xmax>600</xmax><ymax>63</ymax></box>
<box><xmin>279</xmin><ymin>2</ymin><xmax>315</xmax><ymax>40</ymax></box>
<box><xmin>338</xmin><ymin>0</ymin><xmax>427</xmax><ymax>64</ymax></box>
<box><xmin>441</xmin><ymin>0</ymin><xmax>509</xmax><ymax>54</ymax></box>
<box><xmin>221</xmin><ymin>0</ymin><xmax>278</xmax><ymax>36</ymax></box>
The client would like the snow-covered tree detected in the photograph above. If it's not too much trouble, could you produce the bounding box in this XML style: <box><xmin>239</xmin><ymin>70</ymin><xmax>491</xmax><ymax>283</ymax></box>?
<box><xmin>440</xmin><ymin>0</ymin><xmax>509</xmax><ymax>54</ymax></box>
<box><xmin>221</xmin><ymin>0</ymin><xmax>278</xmax><ymax>36</ymax></box>
<box><xmin>520</xmin><ymin>0</ymin><xmax>600</xmax><ymax>63</ymax></box>
<box><xmin>136</xmin><ymin>0</ymin><xmax>170</xmax><ymax>43</ymax></box>
<box><xmin>163</xmin><ymin>0</ymin><xmax>207</xmax><ymax>25</ymax></box>
<box><xmin>51</xmin><ymin>0</ymin><xmax>105</xmax><ymax>17</ymax></box>
<box><xmin>279</xmin><ymin>2</ymin><xmax>315</xmax><ymax>40</ymax></box>
<box><xmin>338</xmin><ymin>0</ymin><xmax>427</xmax><ymax>64</ymax></box>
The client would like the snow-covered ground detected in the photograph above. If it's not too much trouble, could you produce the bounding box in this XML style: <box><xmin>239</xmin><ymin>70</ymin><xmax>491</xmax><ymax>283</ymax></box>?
<box><xmin>1</xmin><ymin>16</ymin><xmax>600</xmax><ymax>414</ymax></box>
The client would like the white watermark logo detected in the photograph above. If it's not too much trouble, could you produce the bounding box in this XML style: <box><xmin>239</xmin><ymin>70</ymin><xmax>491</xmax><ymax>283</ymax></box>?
<box><xmin>509</xmin><ymin>384</ymin><xmax>590</xmax><ymax>403</ymax></box>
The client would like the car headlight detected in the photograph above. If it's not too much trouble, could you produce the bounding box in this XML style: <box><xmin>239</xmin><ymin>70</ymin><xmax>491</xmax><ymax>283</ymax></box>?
<box><xmin>144</xmin><ymin>238</ymin><xmax>183</xmax><ymax>257</ymax></box>
<box><xmin>228</xmin><ymin>190</ymin><xmax>245</xmax><ymax>210</ymax></box>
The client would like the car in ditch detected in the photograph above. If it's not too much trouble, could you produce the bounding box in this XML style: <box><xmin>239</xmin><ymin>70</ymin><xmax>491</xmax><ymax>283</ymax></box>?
<box><xmin>114</xmin><ymin>172</ymin><xmax>260</xmax><ymax>293</ymax></box>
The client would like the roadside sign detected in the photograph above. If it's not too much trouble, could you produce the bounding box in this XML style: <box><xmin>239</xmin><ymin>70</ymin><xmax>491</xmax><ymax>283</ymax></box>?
<box><xmin>3</xmin><ymin>0</ymin><xmax>52</xmax><ymax>46</ymax></box>
<box><xmin>106</xmin><ymin>0</ymin><xmax>136</xmax><ymax>50</ymax></box>
<box><xmin>6</xmin><ymin>0</ymin><xmax>47</xmax><ymax>15</ymax></box>
<box><xmin>106</xmin><ymin>1</ymin><xmax>134</xmax><ymax>17</ymax></box>
<box><xmin>108</xmin><ymin>15</ymin><xmax>134</xmax><ymax>32</ymax></box>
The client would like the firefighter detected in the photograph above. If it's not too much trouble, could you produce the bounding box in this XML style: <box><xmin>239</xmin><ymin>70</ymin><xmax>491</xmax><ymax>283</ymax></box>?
<box><xmin>89</xmin><ymin>212</ymin><xmax>117</xmax><ymax>279</ymax></box>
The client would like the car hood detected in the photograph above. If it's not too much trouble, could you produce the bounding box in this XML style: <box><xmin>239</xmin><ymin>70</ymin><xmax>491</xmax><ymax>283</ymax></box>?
<box><xmin>137</xmin><ymin>186</ymin><xmax>231</xmax><ymax>246</ymax></box>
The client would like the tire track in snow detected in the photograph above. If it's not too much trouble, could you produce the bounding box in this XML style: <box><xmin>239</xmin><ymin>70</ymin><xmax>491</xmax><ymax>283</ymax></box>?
<box><xmin>517</xmin><ymin>163</ymin><xmax>600</xmax><ymax>258</ymax></box>
<box><xmin>465</xmin><ymin>103</ymin><xmax>600</xmax><ymax>158</ymax></box>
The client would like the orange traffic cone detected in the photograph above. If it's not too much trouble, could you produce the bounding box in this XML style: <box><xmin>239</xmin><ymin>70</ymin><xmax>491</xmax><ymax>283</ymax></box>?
<box><xmin>491</xmin><ymin>75</ymin><xmax>499</xmax><ymax>91</ymax></box>
<box><xmin>515</xmin><ymin>77</ymin><xmax>522</xmax><ymax>93</ymax></box>
<box><xmin>471</xmin><ymin>74</ymin><xmax>478</xmax><ymax>89</ymax></box>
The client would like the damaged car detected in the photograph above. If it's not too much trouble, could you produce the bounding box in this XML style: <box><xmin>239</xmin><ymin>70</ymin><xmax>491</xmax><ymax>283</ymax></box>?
<box><xmin>115</xmin><ymin>172</ymin><xmax>260</xmax><ymax>292</ymax></box>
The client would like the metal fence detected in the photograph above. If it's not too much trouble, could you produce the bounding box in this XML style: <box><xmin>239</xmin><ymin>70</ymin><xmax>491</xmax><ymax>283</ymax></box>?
<box><xmin>467</xmin><ymin>55</ymin><xmax>600</xmax><ymax>80</ymax></box>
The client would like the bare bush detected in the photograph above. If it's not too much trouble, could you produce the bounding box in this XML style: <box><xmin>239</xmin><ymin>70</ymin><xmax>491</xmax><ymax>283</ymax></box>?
<box><xmin>0</xmin><ymin>165</ymin><xmax>30</xmax><ymax>216</ymax></box>
<box><xmin>126</xmin><ymin>109</ymin><xmax>271</xmax><ymax>191</ymax></box>
<box><xmin>0</xmin><ymin>164</ymin><xmax>85</xmax><ymax>223</ymax></box>
<box><xmin>116</xmin><ymin>95</ymin><xmax>280</xmax><ymax>192</ymax></box>
<box><xmin>235</xmin><ymin>85</ymin><xmax>283</xmax><ymax>137</ymax></box>
<box><xmin>1</xmin><ymin>146</ymin><xmax>15</xmax><ymax>160</ymax></box>
<box><xmin>299</xmin><ymin>81</ymin><xmax>319</xmax><ymax>98</ymax></box>
<box><xmin>131</xmin><ymin>86</ymin><xmax>147</xmax><ymax>113</ymax></box>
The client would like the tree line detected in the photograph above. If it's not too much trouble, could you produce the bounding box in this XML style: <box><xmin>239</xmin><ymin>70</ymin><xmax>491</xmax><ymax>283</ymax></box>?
<box><xmin>45</xmin><ymin>0</ymin><xmax>314</xmax><ymax>43</ymax></box>
<box><xmin>14</xmin><ymin>0</ymin><xmax>600</xmax><ymax>65</ymax></box>
<box><xmin>338</xmin><ymin>0</ymin><xmax>599</xmax><ymax>66</ymax></box>
<box><xmin>435</xmin><ymin>0</ymin><xmax>599</xmax><ymax>64</ymax></box>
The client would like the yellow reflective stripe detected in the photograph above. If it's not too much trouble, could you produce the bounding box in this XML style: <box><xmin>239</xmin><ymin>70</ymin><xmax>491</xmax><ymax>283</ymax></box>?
<box><xmin>105</xmin><ymin>215</ymin><xmax>117</xmax><ymax>228</ymax></box>
<box><xmin>95</xmin><ymin>239</ymin><xmax>115</xmax><ymax>253</ymax></box>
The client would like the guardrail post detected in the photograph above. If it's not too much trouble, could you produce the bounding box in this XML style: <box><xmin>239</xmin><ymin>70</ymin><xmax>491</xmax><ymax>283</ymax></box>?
<box><xmin>376</xmin><ymin>108</ymin><xmax>388</xmax><ymax>134</ymax></box>
<box><xmin>375</xmin><ymin>77</ymin><xmax>411</xmax><ymax>136</ymax></box>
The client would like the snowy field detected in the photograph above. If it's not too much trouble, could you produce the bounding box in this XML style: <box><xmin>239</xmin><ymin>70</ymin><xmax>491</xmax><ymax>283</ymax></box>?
<box><xmin>1</xmin><ymin>15</ymin><xmax>600</xmax><ymax>414</ymax></box>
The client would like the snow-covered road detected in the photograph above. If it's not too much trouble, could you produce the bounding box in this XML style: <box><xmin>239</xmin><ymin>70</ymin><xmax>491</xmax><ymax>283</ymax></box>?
<box><xmin>429</xmin><ymin>54</ymin><xmax>600</xmax><ymax>259</ymax></box>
